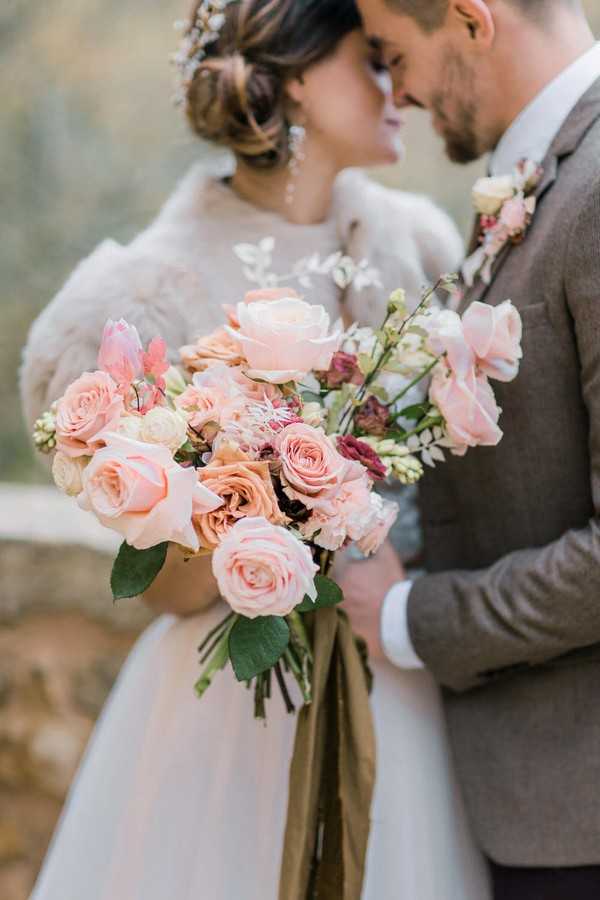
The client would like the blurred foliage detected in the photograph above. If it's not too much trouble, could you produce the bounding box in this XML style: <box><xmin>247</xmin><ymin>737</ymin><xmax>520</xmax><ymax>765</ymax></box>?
<box><xmin>1</xmin><ymin>0</ymin><xmax>599</xmax><ymax>481</ymax></box>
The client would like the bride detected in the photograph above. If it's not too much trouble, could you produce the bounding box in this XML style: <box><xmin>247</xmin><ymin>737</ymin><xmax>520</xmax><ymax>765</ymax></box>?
<box><xmin>21</xmin><ymin>0</ymin><xmax>490</xmax><ymax>897</ymax></box>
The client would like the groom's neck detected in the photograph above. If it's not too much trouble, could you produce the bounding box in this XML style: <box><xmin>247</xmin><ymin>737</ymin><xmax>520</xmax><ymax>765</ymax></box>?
<box><xmin>494</xmin><ymin>9</ymin><xmax>596</xmax><ymax>136</ymax></box>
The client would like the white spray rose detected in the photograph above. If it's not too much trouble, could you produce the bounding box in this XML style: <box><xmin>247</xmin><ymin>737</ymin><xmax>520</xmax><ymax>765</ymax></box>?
<box><xmin>52</xmin><ymin>452</ymin><xmax>88</xmax><ymax>497</ymax></box>
<box><xmin>472</xmin><ymin>175</ymin><xmax>515</xmax><ymax>216</ymax></box>
<box><xmin>139</xmin><ymin>407</ymin><xmax>188</xmax><ymax>453</ymax></box>
<box><xmin>302</xmin><ymin>401</ymin><xmax>325</xmax><ymax>428</ymax></box>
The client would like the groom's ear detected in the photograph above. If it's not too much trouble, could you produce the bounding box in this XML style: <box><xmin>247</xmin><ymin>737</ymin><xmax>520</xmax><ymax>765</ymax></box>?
<box><xmin>450</xmin><ymin>0</ymin><xmax>495</xmax><ymax>48</ymax></box>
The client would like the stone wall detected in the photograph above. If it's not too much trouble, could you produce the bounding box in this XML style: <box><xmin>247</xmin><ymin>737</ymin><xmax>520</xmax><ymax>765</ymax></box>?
<box><xmin>0</xmin><ymin>485</ymin><xmax>154</xmax><ymax>900</ymax></box>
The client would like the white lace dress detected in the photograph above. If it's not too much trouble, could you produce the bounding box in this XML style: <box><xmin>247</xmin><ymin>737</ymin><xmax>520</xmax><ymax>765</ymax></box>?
<box><xmin>22</xmin><ymin>164</ymin><xmax>491</xmax><ymax>900</ymax></box>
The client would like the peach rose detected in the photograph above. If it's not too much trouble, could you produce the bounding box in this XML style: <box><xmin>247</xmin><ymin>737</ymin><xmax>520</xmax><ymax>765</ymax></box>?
<box><xmin>462</xmin><ymin>300</ymin><xmax>523</xmax><ymax>382</ymax></box>
<box><xmin>430</xmin><ymin>362</ymin><xmax>502</xmax><ymax>457</ymax></box>
<box><xmin>193</xmin><ymin>444</ymin><xmax>287</xmax><ymax>550</ymax></box>
<box><xmin>212</xmin><ymin>517</ymin><xmax>318</xmax><ymax>618</ymax></box>
<box><xmin>357</xmin><ymin>494</ymin><xmax>399</xmax><ymax>557</ymax></box>
<box><xmin>226</xmin><ymin>295</ymin><xmax>341</xmax><ymax>384</ymax></box>
<box><xmin>275</xmin><ymin>423</ymin><xmax>356</xmax><ymax>512</ymax></box>
<box><xmin>55</xmin><ymin>370</ymin><xmax>125</xmax><ymax>458</ymax></box>
<box><xmin>299</xmin><ymin>471</ymin><xmax>376</xmax><ymax>551</ymax></box>
<box><xmin>180</xmin><ymin>328</ymin><xmax>244</xmax><ymax>374</ymax></box>
<box><xmin>78</xmin><ymin>434</ymin><xmax>222</xmax><ymax>551</ymax></box>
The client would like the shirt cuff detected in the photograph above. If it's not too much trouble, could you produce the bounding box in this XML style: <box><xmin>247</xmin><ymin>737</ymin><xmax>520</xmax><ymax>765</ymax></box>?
<box><xmin>380</xmin><ymin>580</ymin><xmax>424</xmax><ymax>670</ymax></box>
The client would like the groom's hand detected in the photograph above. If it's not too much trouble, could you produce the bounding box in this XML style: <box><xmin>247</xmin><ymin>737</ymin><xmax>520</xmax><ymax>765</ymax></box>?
<box><xmin>337</xmin><ymin>541</ymin><xmax>406</xmax><ymax>660</ymax></box>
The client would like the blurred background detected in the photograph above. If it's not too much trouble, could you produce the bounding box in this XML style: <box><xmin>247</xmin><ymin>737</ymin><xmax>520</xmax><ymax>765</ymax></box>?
<box><xmin>1</xmin><ymin>1</ymin><xmax>599</xmax><ymax>897</ymax></box>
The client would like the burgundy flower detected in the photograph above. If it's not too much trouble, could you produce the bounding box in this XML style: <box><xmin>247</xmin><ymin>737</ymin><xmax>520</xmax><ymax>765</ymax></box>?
<box><xmin>317</xmin><ymin>352</ymin><xmax>362</xmax><ymax>390</ymax></box>
<box><xmin>354</xmin><ymin>396</ymin><xmax>390</xmax><ymax>437</ymax></box>
<box><xmin>337</xmin><ymin>435</ymin><xmax>387</xmax><ymax>481</ymax></box>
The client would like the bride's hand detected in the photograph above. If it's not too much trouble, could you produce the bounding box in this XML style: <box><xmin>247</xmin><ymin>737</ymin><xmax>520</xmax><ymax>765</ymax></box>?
<box><xmin>337</xmin><ymin>541</ymin><xmax>406</xmax><ymax>660</ymax></box>
<box><xmin>142</xmin><ymin>546</ymin><xmax>220</xmax><ymax>618</ymax></box>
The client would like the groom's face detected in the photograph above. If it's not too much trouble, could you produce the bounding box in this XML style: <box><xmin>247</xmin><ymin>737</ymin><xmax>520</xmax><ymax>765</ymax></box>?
<box><xmin>357</xmin><ymin>0</ymin><xmax>499</xmax><ymax>163</ymax></box>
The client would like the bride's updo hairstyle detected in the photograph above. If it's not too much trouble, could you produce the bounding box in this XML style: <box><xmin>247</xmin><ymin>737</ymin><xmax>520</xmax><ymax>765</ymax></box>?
<box><xmin>182</xmin><ymin>0</ymin><xmax>361</xmax><ymax>169</ymax></box>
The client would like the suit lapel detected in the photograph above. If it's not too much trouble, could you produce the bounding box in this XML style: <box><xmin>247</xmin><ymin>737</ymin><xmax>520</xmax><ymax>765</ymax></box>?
<box><xmin>462</xmin><ymin>75</ymin><xmax>600</xmax><ymax>307</ymax></box>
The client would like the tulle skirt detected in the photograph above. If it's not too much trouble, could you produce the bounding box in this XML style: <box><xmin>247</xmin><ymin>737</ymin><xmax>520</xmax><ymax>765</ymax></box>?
<box><xmin>31</xmin><ymin>604</ymin><xmax>490</xmax><ymax>899</ymax></box>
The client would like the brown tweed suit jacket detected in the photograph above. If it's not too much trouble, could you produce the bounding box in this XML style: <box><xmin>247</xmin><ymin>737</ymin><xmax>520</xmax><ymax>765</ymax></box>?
<box><xmin>408</xmin><ymin>77</ymin><xmax>600</xmax><ymax>866</ymax></box>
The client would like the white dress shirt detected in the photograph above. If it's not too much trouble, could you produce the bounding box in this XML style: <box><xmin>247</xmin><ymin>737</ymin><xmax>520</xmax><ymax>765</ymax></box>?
<box><xmin>381</xmin><ymin>41</ymin><xmax>600</xmax><ymax>671</ymax></box>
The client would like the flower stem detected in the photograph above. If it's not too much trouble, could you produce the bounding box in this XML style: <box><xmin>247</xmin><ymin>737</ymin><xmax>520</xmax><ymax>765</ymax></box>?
<box><xmin>194</xmin><ymin>616</ymin><xmax>237</xmax><ymax>698</ymax></box>
<box><xmin>388</xmin><ymin>356</ymin><xmax>442</xmax><ymax>411</ymax></box>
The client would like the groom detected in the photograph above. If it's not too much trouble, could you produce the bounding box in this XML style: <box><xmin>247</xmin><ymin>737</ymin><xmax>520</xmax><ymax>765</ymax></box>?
<box><xmin>342</xmin><ymin>0</ymin><xmax>600</xmax><ymax>897</ymax></box>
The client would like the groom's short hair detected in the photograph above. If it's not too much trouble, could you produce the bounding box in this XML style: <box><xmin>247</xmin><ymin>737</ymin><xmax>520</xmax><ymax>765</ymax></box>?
<box><xmin>386</xmin><ymin>0</ymin><xmax>581</xmax><ymax>32</ymax></box>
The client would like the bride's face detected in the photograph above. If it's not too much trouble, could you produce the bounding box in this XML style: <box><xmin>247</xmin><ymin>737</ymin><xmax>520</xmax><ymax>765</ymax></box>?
<box><xmin>296</xmin><ymin>30</ymin><xmax>404</xmax><ymax>170</ymax></box>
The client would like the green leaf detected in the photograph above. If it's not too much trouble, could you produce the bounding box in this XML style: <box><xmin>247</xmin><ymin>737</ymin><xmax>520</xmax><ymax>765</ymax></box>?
<box><xmin>296</xmin><ymin>574</ymin><xmax>344</xmax><ymax>614</ymax></box>
<box><xmin>357</xmin><ymin>353</ymin><xmax>375</xmax><ymax>377</ymax></box>
<box><xmin>111</xmin><ymin>541</ymin><xmax>169</xmax><ymax>600</ymax></box>
<box><xmin>368</xmin><ymin>384</ymin><xmax>389</xmax><ymax>403</ymax></box>
<box><xmin>301</xmin><ymin>390</ymin><xmax>323</xmax><ymax>405</ymax></box>
<box><xmin>398</xmin><ymin>402</ymin><xmax>431</xmax><ymax>421</ymax></box>
<box><xmin>229</xmin><ymin>616</ymin><xmax>290</xmax><ymax>682</ymax></box>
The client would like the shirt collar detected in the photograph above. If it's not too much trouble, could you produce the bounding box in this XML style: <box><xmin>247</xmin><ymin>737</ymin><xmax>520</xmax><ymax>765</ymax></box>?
<box><xmin>490</xmin><ymin>42</ymin><xmax>600</xmax><ymax>176</ymax></box>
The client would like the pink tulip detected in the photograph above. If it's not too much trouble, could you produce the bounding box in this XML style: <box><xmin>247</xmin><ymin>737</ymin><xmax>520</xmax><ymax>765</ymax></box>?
<box><xmin>98</xmin><ymin>319</ymin><xmax>144</xmax><ymax>387</ymax></box>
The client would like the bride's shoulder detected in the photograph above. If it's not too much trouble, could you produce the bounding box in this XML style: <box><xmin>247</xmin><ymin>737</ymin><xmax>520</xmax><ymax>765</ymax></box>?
<box><xmin>20</xmin><ymin>234</ymin><xmax>201</xmax><ymax>430</ymax></box>
<box><xmin>334</xmin><ymin>169</ymin><xmax>464</xmax><ymax>278</ymax></box>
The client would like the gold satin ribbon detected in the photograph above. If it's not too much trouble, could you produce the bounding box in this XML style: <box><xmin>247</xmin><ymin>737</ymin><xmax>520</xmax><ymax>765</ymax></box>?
<box><xmin>279</xmin><ymin>608</ymin><xmax>376</xmax><ymax>900</ymax></box>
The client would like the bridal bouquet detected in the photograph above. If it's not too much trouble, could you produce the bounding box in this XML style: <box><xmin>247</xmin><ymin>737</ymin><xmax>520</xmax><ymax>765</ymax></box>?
<box><xmin>34</xmin><ymin>280</ymin><xmax>522</xmax><ymax>718</ymax></box>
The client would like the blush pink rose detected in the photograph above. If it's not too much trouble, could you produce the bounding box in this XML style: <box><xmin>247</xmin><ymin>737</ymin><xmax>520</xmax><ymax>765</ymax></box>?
<box><xmin>462</xmin><ymin>300</ymin><xmax>523</xmax><ymax>383</ymax></box>
<box><xmin>357</xmin><ymin>495</ymin><xmax>399</xmax><ymax>557</ymax></box>
<box><xmin>275</xmin><ymin>423</ymin><xmax>356</xmax><ymax>512</ymax></box>
<box><xmin>223</xmin><ymin>288</ymin><xmax>300</xmax><ymax>329</ymax></box>
<box><xmin>299</xmin><ymin>471</ymin><xmax>376</xmax><ymax>551</ymax></box>
<box><xmin>55</xmin><ymin>370</ymin><xmax>125</xmax><ymax>458</ymax></box>
<box><xmin>226</xmin><ymin>295</ymin><xmax>341</xmax><ymax>384</ymax></box>
<box><xmin>430</xmin><ymin>362</ymin><xmax>503</xmax><ymax>457</ymax></box>
<box><xmin>98</xmin><ymin>319</ymin><xmax>144</xmax><ymax>387</ymax></box>
<box><xmin>425</xmin><ymin>309</ymin><xmax>475</xmax><ymax>379</ymax></box>
<box><xmin>78</xmin><ymin>434</ymin><xmax>222</xmax><ymax>551</ymax></box>
<box><xmin>499</xmin><ymin>196</ymin><xmax>528</xmax><ymax>234</ymax></box>
<box><xmin>175</xmin><ymin>364</ymin><xmax>246</xmax><ymax>437</ymax></box>
<box><xmin>211</xmin><ymin>517</ymin><xmax>318</xmax><ymax>618</ymax></box>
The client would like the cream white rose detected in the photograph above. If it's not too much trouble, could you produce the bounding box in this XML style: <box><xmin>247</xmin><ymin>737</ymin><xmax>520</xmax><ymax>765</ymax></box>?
<box><xmin>139</xmin><ymin>407</ymin><xmax>188</xmax><ymax>453</ymax></box>
<box><xmin>114</xmin><ymin>414</ymin><xmax>144</xmax><ymax>441</ymax></box>
<box><xmin>227</xmin><ymin>294</ymin><xmax>341</xmax><ymax>384</ymax></box>
<box><xmin>52</xmin><ymin>452</ymin><xmax>88</xmax><ymax>497</ymax></box>
<box><xmin>472</xmin><ymin>175</ymin><xmax>515</xmax><ymax>216</ymax></box>
<box><xmin>301</xmin><ymin>401</ymin><xmax>326</xmax><ymax>428</ymax></box>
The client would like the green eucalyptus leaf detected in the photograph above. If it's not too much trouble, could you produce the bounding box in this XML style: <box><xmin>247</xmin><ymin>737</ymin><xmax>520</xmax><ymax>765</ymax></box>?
<box><xmin>301</xmin><ymin>390</ymin><xmax>323</xmax><ymax>405</ymax></box>
<box><xmin>398</xmin><ymin>403</ymin><xmax>431</xmax><ymax>421</ymax></box>
<box><xmin>296</xmin><ymin>574</ymin><xmax>344</xmax><ymax>614</ymax></box>
<box><xmin>111</xmin><ymin>541</ymin><xmax>169</xmax><ymax>600</ymax></box>
<box><xmin>229</xmin><ymin>616</ymin><xmax>290</xmax><ymax>682</ymax></box>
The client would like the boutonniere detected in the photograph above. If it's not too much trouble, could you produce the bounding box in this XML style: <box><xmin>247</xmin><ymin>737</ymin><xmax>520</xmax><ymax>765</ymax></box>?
<box><xmin>462</xmin><ymin>159</ymin><xmax>543</xmax><ymax>288</ymax></box>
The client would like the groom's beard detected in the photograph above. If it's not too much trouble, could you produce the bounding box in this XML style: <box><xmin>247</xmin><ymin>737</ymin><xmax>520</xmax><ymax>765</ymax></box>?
<box><xmin>431</xmin><ymin>50</ymin><xmax>480</xmax><ymax>164</ymax></box>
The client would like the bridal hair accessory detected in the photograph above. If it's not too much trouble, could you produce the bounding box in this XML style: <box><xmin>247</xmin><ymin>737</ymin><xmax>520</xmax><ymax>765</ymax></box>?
<box><xmin>285</xmin><ymin>124</ymin><xmax>307</xmax><ymax>205</ymax></box>
<box><xmin>462</xmin><ymin>158</ymin><xmax>543</xmax><ymax>287</ymax></box>
<box><xmin>171</xmin><ymin>0</ymin><xmax>239</xmax><ymax>105</ymax></box>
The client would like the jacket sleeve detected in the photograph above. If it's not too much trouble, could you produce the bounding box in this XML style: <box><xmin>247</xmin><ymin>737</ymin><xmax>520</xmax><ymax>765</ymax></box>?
<box><xmin>20</xmin><ymin>239</ymin><xmax>201</xmax><ymax>431</ymax></box>
<box><xmin>407</xmin><ymin>181</ymin><xmax>600</xmax><ymax>693</ymax></box>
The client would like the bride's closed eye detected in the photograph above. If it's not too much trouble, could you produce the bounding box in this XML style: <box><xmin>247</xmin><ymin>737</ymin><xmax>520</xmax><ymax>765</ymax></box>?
<box><xmin>369</xmin><ymin>54</ymin><xmax>389</xmax><ymax>75</ymax></box>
